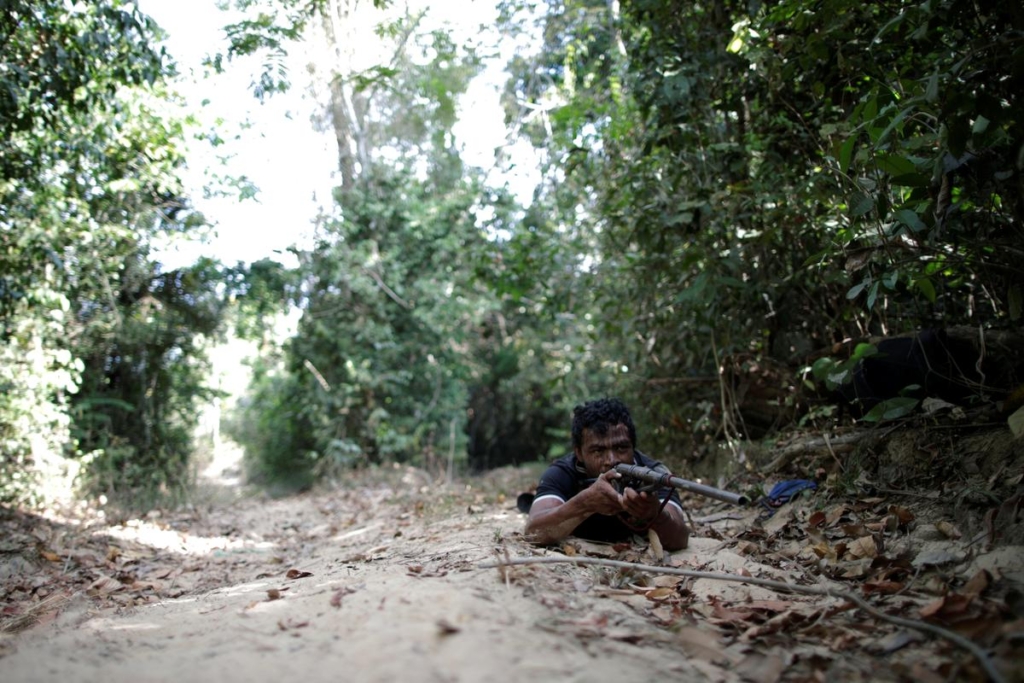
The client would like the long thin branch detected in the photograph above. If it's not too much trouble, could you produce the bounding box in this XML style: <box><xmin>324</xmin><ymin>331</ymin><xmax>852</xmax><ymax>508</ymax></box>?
<box><xmin>479</xmin><ymin>555</ymin><xmax>1006</xmax><ymax>683</ymax></box>
<box><xmin>363</xmin><ymin>268</ymin><xmax>412</xmax><ymax>309</ymax></box>
<box><xmin>765</xmin><ymin>430</ymin><xmax>879</xmax><ymax>472</ymax></box>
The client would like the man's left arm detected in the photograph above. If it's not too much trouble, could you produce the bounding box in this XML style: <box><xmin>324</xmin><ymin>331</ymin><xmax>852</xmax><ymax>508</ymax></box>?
<box><xmin>621</xmin><ymin>489</ymin><xmax>689</xmax><ymax>550</ymax></box>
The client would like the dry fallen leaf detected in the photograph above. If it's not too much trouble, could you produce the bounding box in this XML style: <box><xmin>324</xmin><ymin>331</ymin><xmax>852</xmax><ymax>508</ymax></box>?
<box><xmin>647</xmin><ymin>528</ymin><xmax>664</xmax><ymax>560</ymax></box>
<box><xmin>846</xmin><ymin>535</ymin><xmax>878</xmax><ymax>560</ymax></box>
<box><xmin>920</xmin><ymin>593</ymin><xmax>973</xmax><ymax>620</ymax></box>
<box><xmin>677</xmin><ymin>626</ymin><xmax>730</xmax><ymax>664</ymax></box>
<box><xmin>962</xmin><ymin>569</ymin><xmax>992</xmax><ymax>597</ymax></box>
<box><xmin>39</xmin><ymin>550</ymin><xmax>62</xmax><ymax>563</ymax></box>
<box><xmin>825</xmin><ymin>505</ymin><xmax>848</xmax><ymax>526</ymax></box>
<box><xmin>285</xmin><ymin>569</ymin><xmax>313</xmax><ymax>580</ymax></box>
<box><xmin>734</xmin><ymin>650</ymin><xmax>787</xmax><ymax>683</ymax></box>
<box><xmin>87</xmin><ymin>575</ymin><xmax>125</xmax><ymax>596</ymax></box>
<box><xmin>286</xmin><ymin>619</ymin><xmax>310</xmax><ymax>630</ymax></box>
<box><xmin>912</xmin><ymin>548</ymin><xmax>964</xmax><ymax>568</ymax></box>
<box><xmin>935</xmin><ymin>520</ymin><xmax>962</xmax><ymax>539</ymax></box>
<box><xmin>888</xmin><ymin>505</ymin><xmax>915</xmax><ymax>525</ymax></box>
<box><xmin>645</xmin><ymin>587</ymin><xmax>676</xmax><ymax>602</ymax></box>
<box><xmin>329</xmin><ymin>585</ymin><xmax>357</xmax><ymax>608</ymax></box>
<box><xmin>841</xmin><ymin>523</ymin><xmax>867</xmax><ymax>538</ymax></box>
<box><xmin>862</xmin><ymin>580</ymin><xmax>904</xmax><ymax>595</ymax></box>
<box><xmin>266</xmin><ymin>588</ymin><xmax>282</xmax><ymax>601</ymax></box>
<box><xmin>436</xmin><ymin>619</ymin><xmax>460</xmax><ymax>635</ymax></box>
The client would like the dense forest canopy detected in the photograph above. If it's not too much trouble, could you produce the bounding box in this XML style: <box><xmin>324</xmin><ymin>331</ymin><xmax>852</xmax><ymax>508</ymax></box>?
<box><xmin>1</xmin><ymin>0</ymin><xmax>1021</xmax><ymax>507</ymax></box>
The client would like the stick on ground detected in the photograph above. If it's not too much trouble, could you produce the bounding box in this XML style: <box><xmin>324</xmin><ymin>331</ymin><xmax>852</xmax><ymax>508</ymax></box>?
<box><xmin>479</xmin><ymin>554</ymin><xmax>1006</xmax><ymax>683</ymax></box>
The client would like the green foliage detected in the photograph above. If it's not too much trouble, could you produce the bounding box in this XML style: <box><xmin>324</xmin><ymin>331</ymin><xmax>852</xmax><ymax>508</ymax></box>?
<box><xmin>227</xmin><ymin>258</ymin><xmax>299</xmax><ymax>342</ymax></box>
<box><xmin>493</xmin><ymin>0</ymin><xmax>1023</xmax><ymax>459</ymax></box>
<box><xmin>752</xmin><ymin>0</ymin><xmax>1024</xmax><ymax>326</ymax></box>
<box><xmin>1</xmin><ymin>0</ymin><xmax>225</xmax><ymax>507</ymax></box>
<box><xmin>71</xmin><ymin>255</ymin><xmax>228</xmax><ymax>504</ymax></box>
<box><xmin>288</xmin><ymin>167</ymin><xmax>491</xmax><ymax>466</ymax></box>
<box><xmin>225</xmin><ymin>355</ymin><xmax>316</xmax><ymax>493</ymax></box>
<box><xmin>811</xmin><ymin>343</ymin><xmax>879</xmax><ymax>393</ymax></box>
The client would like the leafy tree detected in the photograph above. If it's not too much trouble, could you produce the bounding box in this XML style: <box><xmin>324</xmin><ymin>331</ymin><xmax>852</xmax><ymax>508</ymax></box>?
<box><xmin>72</xmin><ymin>255</ymin><xmax>228</xmax><ymax>503</ymax></box>
<box><xmin>1</xmin><ymin>0</ymin><xmax>226</xmax><ymax>505</ymax></box>
<box><xmin>493</xmin><ymin>0</ymin><xmax>1023</xmax><ymax>463</ymax></box>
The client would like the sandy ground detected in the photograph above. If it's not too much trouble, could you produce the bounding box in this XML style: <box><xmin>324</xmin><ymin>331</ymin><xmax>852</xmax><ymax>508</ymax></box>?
<box><xmin>0</xmin><ymin>477</ymin><xmax>713</xmax><ymax>683</ymax></box>
<box><xmin>1</xmin><ymin>459</ymin><xmax>1022</xmax><ymax>683</ymax></box>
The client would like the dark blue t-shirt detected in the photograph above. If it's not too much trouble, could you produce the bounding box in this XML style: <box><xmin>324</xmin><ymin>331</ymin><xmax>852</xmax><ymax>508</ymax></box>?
<box><xmin>533</xmin><ymin>451</ymin><xmax>683</xmax><ymax>543</ymax></box>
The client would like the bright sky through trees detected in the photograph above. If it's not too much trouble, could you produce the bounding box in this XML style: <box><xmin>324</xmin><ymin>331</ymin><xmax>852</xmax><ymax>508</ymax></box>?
<box><xmin>140</xmin><ymin>0</ymin><xmax>539</xmax><ymax>270</ymax></box>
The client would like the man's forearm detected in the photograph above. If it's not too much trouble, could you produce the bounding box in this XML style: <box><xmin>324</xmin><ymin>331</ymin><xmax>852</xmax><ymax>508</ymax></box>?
<box><xmin>524</xmin><ymin>496</ymin><xmax>594</xmax><ymax>545</ymax></box>
<box><xmin>649</xmin><ymin>505</ymin><xmax>689</xmax><ymax>551</ymax></box>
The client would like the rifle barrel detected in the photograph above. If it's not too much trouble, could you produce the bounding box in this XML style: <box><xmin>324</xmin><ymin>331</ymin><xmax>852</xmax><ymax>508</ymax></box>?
<box><xmin>614</xmin><ymin>464</ymin><xmax>749</xmax><ymax>506</ymax></box>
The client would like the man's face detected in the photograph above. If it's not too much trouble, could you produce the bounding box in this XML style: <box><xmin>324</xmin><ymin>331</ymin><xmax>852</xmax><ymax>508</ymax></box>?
<box><xmin>575</xmin><ymin>423</ymin><xmax>634</xmax><ymax>478</ymax></box>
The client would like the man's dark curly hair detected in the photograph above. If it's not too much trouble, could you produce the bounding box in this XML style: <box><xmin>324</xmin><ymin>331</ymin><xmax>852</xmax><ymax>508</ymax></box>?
<box><xmin>571</xmin><ymin>398</ymin><xmax>637</xmax><ymax>450</ymax></box>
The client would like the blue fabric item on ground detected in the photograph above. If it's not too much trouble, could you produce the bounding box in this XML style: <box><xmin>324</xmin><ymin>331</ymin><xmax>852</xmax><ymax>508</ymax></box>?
<box><xmin>759</xmin><ymin>479</ymin><xmax>817</xmax><ymax>516</ymax></box>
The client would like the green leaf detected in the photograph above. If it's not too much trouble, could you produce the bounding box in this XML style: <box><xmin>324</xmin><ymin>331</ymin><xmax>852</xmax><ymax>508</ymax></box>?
<box><xmin>826</xmin><ymin>370</ymin><xmax>849</xmax><ymax>389</ymax></box>
<box><xmin>947</xmin><ymin>117</ymin><xmax>971</xmax><ymax>158</ymax></box>
<box><xmin>861</xmin><ymin>97</ymin><xmax>879</xmax><ymax>124</ymax></box>
<box><xmin>838</xmin><ymin>136</ymin><xmax>856</xmax><ymax>173</ymax></box>
<box><xmin>891</xmin><ymin>172</ymin><xmax>931</xmax><ymax>187</ymax></box>
<box><xmin>811</xmin><ymin>357</ymin><xmax>836</xmax><ymax>380</ymax></box>
<box><xmin>867</xmin><ymin>281</ymin><xmax>880</xmax><ymax>309</ymax></box>
<box><xmin>1009</xmin><ymin>406</ymin><xmax>1024</xmax><ymax>438</ymax></box>
<box><xmin>1008</xmin><ymin>285</ymin><xmax>1022</xmax><ymax>321</ymax></box>
<box><xmin>851</xmin><ymin>343</ymin><xmax>878</xmax><ymax>362</ymax></box>
<box><xmin>876</xmin><ymin>154</ymin><xmax>916</xmax><ymax>177</ymax></box>
<box><xmin>874</xmin><ymin>104</ymin><xmax>915</xmax><ymax>148</ymax></box>
<box><xmin>894</xmin><ymin>209</ymin><xmax>926</xmax><ymax>232</ymax></box>
<box><xmin>861</xmin><ymin>397</ymin><xmax>919</xmax><ymax>422</ymax></box>
<box><xmin>915</xmin><ymin>277</ymin><xmax>937</xmax><ymax>303</ymax></box>
<box><xmin>925</xmin><ymin>72</ymin><xmax>939</xmax><ymax>103</ymax></box>
<box><xmin>850</xmin><ymin>192</ymin><xmax>874</xmax><ymax>217</ymax></box>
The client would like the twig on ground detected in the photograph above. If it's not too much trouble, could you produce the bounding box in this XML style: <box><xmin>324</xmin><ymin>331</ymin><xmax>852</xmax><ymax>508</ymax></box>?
<box><xmin>0</xmin><ymin>591</ymin><xmax>80</xmax><ymax>634</ymax></box>
<box><xmin>823</xmin><ymin>432</ymin><xmax>845</xmax><ymax>473</ymax></box>
<box><xmin>874</xmin><ymin>488</ymin><xmax>942</xmax><ymax>500</ymax></box>
<box><xmin>479</xmin><ymin>554</ymin><xmax>1006</xmax><ymax>683</ymax></box>
<box><xmin>765</xmin><ymin>430</ymin><xmax>879</xmax><ymax>472</ymax></box>
<box><xmin>691</xmin><ymin>511</ymin><xmax>746</xmax><ymax>524</ymax></box>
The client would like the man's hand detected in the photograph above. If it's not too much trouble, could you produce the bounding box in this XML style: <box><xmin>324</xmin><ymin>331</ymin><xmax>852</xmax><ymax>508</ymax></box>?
<box><xmin>583</xmin><ymin>469</ymin><xmax>626</xmax><ymax>516</ymax></box>
<box><xmin>524</xmin><ymin>470</ymin><xmax>625</xmax><ymax>545</ymax></box>
<box><xmin>525</xmin><ymin>467</ymin><xmax>689</xmax><ymax>551</ymax></box>
<box><xmin>622</xmin><ymin>486</ymin><xmax>690</xmax><ymax>551</ymax></box>
<box><xmin>621</xmin><ymin>487</ymin><xmax>663</xmax><ymax>524</ymax></box>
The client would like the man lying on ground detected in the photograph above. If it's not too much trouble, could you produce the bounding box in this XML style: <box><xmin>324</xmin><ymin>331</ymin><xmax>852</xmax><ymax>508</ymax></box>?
<box><xmin>524</xmin><ymin>397</ymin><xmax>689</xmax><ymax>551</ymax></box>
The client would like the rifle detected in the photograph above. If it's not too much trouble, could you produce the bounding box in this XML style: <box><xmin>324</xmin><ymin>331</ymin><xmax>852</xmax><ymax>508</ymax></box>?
<box><xmin>516</xmin><ymin>462</ymin><xmax>748</xmax><ymax>513</ymax></box>
<box><xmin>611</xmin><ymin>463</ymin><xmax>749</xmax><ymax>507</ymax></box>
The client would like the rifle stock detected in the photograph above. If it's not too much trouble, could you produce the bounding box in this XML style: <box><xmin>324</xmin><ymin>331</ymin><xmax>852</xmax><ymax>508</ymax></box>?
<box><xmin>614</xmin><ymin>463</ymin><xmax>749</xmax><ymax>506</ymax></box>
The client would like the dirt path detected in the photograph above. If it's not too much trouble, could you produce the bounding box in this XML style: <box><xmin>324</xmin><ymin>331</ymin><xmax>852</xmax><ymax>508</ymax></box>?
<box><xmin>1</xmin><ymin>465</ymin><xmax>1022</xmax><ymax>682</ymax></box>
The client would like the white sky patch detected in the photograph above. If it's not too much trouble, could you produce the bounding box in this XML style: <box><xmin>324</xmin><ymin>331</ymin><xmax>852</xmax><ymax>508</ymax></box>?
<box><xmin>140</xmin><ymin>0</ymin><xmax>335</xmax><ymax>269</ymax></box>
<box><xmin>141</xmin><ymin>0</ymin><xmax>542</xmax><ymax>270</ymax></box>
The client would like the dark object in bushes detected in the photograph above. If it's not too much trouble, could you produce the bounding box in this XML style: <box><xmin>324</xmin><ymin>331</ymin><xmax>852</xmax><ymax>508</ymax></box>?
<box><xmin>836</xmin><ymin>329</ymin><xmax>980</xmax><ymax>417</ymax></box>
